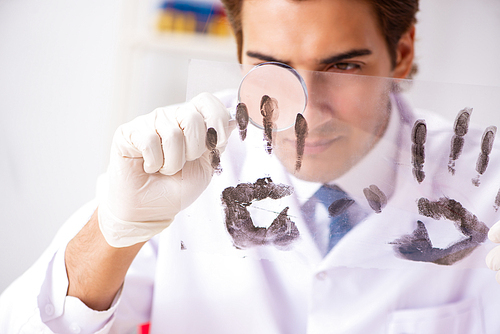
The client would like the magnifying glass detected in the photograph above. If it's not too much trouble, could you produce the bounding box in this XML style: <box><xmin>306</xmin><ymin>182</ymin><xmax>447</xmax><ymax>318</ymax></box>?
<box><xmin>237</xmin><ymin>62</ymin><xmax>308</xmax><ymax>131</ymax></box>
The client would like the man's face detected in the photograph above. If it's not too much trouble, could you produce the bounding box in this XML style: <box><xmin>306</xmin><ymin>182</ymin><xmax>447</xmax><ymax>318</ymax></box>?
<box><xmin>241</xmin><ymin>0</ymin><xmax>408</xmax><ymax>183</ymax></box>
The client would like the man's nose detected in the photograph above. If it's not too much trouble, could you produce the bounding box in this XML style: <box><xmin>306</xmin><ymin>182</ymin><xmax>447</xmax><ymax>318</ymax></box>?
<box><xmin>298</xmin><ymin>70</ymin><xmax>338</xmax><ymax>126</ymax></box>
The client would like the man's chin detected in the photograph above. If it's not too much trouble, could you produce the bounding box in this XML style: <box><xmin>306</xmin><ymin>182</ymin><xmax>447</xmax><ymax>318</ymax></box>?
<box><xmin>281</xmin><ymin>159</ymin><xmax>347</xmax><ymax>184</ymax></box>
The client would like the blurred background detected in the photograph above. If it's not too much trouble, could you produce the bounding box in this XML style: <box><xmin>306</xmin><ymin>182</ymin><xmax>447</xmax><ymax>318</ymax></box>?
<box><xmin>1</xmin><ymin>0</ymin><xmax>500</xmax><ymax>293</ymax></box>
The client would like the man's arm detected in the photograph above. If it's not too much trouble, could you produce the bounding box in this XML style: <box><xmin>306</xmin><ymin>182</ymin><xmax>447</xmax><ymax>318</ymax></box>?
<box><xmin>65</xmin><ymin>208</ymin><xmax>145</xmax><ymax>311</ymax></box>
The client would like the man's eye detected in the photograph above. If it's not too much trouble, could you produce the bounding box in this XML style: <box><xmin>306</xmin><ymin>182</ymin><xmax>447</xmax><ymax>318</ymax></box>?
<box><xmin>329</xmin><ymin>63</ymin><xmax>361</xmax><ymax>71</ymax></box>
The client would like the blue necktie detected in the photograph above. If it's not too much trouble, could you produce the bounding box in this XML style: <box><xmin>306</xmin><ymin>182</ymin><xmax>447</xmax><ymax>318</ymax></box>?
<box><xmin>303</xmin><ymin>185</ymin><xmax>355</xmax><ymax>254</ymax></box>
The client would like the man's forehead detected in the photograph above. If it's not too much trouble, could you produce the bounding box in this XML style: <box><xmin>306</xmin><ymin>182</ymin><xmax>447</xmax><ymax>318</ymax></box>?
<box><xmin>240</xmin><ymin>0</ymin><xmax>380</xmax><ymax>44</ymax></box>
<box><xmin>241</xmin><ymin>1</ymin><xmax>381</xmax><ymax>64</ymax></box>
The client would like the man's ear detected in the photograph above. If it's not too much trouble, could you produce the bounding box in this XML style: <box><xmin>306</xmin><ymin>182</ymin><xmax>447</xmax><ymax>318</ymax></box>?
<box><xmin>393</xmin><ymin>25</ymin><xmax>415</xmax><ymax>79</ymax></box>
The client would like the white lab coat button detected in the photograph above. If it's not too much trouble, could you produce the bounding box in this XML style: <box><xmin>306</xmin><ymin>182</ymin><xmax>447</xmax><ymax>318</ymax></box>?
<box><xmin>44</xmin><ymin>303</ymin><xmax>54</xmax><ymax>316</ymax></box>
<box><xmin>316</xmin><ymin>271</ymin><xmax>327</xmax><ymax>280</ymax></box>
<box><xmin>69</xmin><ymin>323</ymin><xmax>81</xmax><ymax>333</ymax></box>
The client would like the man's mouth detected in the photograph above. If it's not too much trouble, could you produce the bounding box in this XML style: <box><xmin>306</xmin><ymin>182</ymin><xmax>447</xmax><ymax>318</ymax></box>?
<box><xmin>284</xmin><ymin>136</ymin><xmax>342</xmax><ymax>155</ymax></box>
<box><xmin>304</xmin><ymin>137</ymin><xmax>341</xmax><ymax>154</ymax></box>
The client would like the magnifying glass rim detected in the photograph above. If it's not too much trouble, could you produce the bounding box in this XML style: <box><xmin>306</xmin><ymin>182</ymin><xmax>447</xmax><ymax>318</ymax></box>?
<box><xmin>237</xmin><ymin>61</ymin><xmax>308</xmax><ymax>132</ymax></box>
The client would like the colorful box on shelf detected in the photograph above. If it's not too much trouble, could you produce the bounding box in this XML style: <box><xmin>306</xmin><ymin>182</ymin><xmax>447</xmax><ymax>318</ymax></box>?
<box><xmin>157</xmin><ymin>0</ymin><xmax>231</xmax><ymax>36</ymax></box>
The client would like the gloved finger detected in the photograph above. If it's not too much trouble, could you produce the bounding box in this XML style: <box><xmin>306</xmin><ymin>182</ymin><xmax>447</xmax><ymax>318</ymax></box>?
<box><xmin>114</xmin><ymin>113</ymin><xmax>164</xmax><ymax>174</ymax></box>
<box><xmin>175</xmin><ymin>101</ymin><xmax>207</xmax><ymax>161</ymax></box>
<box><xmin>154</xmin><ymin>108</ymin><xmax>186</xmax><ymax>175</ymax></box>
<box><xmin>488</xmin><ymin>220</ymin><xmax>500</xmax><ymax>243</ymax></box>
<box><xmin>486</xmin><ymin>244</ymin><xmax>500</xmax><ymax>271</ymax></box>
<box><xmin>188</xmin><ymin>92</ymin><xmax>233</xmax><ymax>149</ymax></box>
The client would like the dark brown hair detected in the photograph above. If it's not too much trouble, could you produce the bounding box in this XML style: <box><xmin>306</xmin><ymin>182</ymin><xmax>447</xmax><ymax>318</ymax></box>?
<box><xmin>220</xmin><ymin>0</ymin><xmax>419</xmax><ymax>72</ymax></box>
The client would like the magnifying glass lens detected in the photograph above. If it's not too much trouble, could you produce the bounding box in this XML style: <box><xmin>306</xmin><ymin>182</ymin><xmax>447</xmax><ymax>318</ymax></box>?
<box><xmin>238</xmin><ymin>63</ymin><xmax>307</xmax><ymax>131</ymax></box>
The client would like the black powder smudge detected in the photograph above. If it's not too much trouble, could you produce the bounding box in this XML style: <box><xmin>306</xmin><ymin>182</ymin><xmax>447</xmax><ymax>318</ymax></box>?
<box><xmin>472</xmin><ymin>126</ymin><xmax>497</xmax><ymax>186</ymax></box>
<box><xmin>236</xmin><ymin>103</ymin><xmax>249</xmax><ymax>141</ymax></box>
<box><xmin>391</xmin><ymin>221</ymin><xmax>478</xmax><ymax>265</ymax></box>
<box><xmin>265</xmin><ymin>207</ymin><xmax>298</xmax><ymax>247</ymax></box>
<box><xmin>391</xmin><ymin>197</ymin><xmax>489</xmax><ymax>265</ymax></box>
<box><xmin>495</xmin><ymin>188</ymin><xmax>500</xmax><ymax>212</ymax></box>
<box><xmin>294</xmin><ymin>113</ymin><xmax>308</xmax><ymax>172</ymax></box>
<box><xmin>211</xmin><ymin>150</ymin><xmax>221</xmax><ymax>172</ymax></box>
<box><xmin>206</xmin><ymin>127</ymin><xmax>217</xmax><ymax>150</ymax></box>
<box><xmin>261</xmin><ymin>95</ymin><xmax>278</xmax><ymax>154</ymax></box>
<box><xmin>221</xmin><ymin>177</ymin><xmax>299</xmax><ymax>250</ymax></box>
<box><xmin>363</xmin><ymin>185</ymin><xmax>387</xmax><ymax>214</ymax></box>
<box><xmin>411</xmin><ymin>119</ymin><xmax>426</xmax><ymax>183</ymax></box>
<box><xmin>180</xmin><ymin>241</ymin><xmax>187</xmax><ymax>250</ymax></box>
<box><xmin>206</xmin><ymin>127</ymin><xmax>222</xmax><ymax>174</ymax></box>
<box><xmin>328</xmin><ymin>198</ymin><xmax>354</xmax><ymax>217</ymax></box>
<box><xmin>416</xmin><ymin>198</ymin><xmax>441</xmax><ymax>220</ymax></box>
<box><xmin>448</xmin><ymin>108</ymin><xmax>472</xmax><ymax>175</ymax></box>
<box><xmin>417</xmin><ymin>197</ymin><xmax>488</xmax><ymax>243</ymax></box>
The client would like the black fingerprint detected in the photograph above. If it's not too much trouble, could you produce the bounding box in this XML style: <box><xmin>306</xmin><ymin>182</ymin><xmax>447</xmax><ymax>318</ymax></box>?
<box><xmin>328</xmin><ymin>198</ymin><xmax>354</xmax><ymax>217</ymax></box>
<box><xmin>472</xmin><ymin>126</ymin><xmax>497</xmax><ymax>186</ymax></box>
<box><xmin>206</xmin><ymin>127</ymin><xmax>222</xmax><ymax>174</ymax></box>
<box><xmin>411</xmin><ymin>119</ymin><xmax>426</xmax><ymax>183</ymax></box>
<box><xmin>448</xmin><ymin>107</ymin><xmax>472</xmax><ymax>175</ymax></box>
<box><xmin>495</xmin><ymin>188</ymin><xmax>500</xmax><ymax>212</ymax></box>
<box><xmin>236</xmin><ymin>103</ymin><xmax>249</xmax><ymax>141</ymax></box>
<box><xmin>363</xmin><ymin>185</ymin><xmax>387</xmax><ymax>214</ymax></box>
<box><xmin>294</xmin><ymin>113</ymin><xmax>308</xmax><ymax>172</ymax></box>
<box><xmin>261</xmin><ymin>95</ymin><xmax>278</xmax><ymax>154</ymax></box>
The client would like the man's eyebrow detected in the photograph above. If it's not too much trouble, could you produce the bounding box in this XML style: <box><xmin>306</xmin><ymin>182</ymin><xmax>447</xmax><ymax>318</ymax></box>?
<box><xmin>320</xmin><ymin>49</ymin><xmax>373</xmax><ymax>64</ymax></box>
<box><xmin>245</xmin><ymin>51</ymin><xmax>290</xmax><ymax>64</ymax></box>
<box><xmin>246</xmin><ymin>49</ymin><xmax>372</xmax><ymax>66</ymax></box>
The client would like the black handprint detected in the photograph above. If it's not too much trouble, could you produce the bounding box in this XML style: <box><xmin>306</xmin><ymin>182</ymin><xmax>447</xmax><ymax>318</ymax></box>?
<box><xmin>221</xmin><ymin>177</ymin><xmax>299</xmax><ymax>249</ymax></box>
<box><xmin>391</xmin><ymin>109</ymin><xmax>495</xmax><ymax>265</ymax></box>
<box><xmin>391</xmin><ymin>198</ymin><xmax>489</xmax><ymax>265</ymax></box>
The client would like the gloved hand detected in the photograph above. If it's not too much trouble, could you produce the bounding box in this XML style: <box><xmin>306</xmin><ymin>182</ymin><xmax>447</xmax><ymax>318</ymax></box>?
<box><xmin>98</xmin><ymin>92</ymin><xmax>234</xmax><ymax>247</ymax></box>
<box><xmin>486</xmin><ymin>221</ymin><xmax>500</xmax><ymax>283</ymax></box>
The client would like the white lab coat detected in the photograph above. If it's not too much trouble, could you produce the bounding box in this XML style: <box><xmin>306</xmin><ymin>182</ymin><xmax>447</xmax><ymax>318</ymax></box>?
<box><xmin>2</xmin><ymin>92</ymin><xmax>500</xmax><ymax>334</ymax></box>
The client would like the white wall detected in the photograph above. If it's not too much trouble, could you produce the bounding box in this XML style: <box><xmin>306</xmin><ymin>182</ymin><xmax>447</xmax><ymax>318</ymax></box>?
<box><xmin>415</xmin><ymin>0</ymin><xmax>500</xmax><ymax>87</ymax></box>
<box><xmin>411</xmin><ymin>0</ymin><xmax>500</xmax><ymax>131</ymax></box>
<box><xmin>0</xmin><ymin>0</ymin><xmax>122</xmax><ymax>291</ymax></box>
<box><xmin>1</xmin><ymin>0</ymin><xmax>500</xmax><ymax>294</ymax></box>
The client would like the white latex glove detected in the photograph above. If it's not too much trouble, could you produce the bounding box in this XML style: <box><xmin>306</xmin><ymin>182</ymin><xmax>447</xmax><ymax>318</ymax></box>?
<box><xmin>486</xmin><ymin>221</ymin><xmax>500</xmax><ymax>283</ymax></box>
<box><xmin>98</xmin><ymin>92</ymin><xmax>234</xmax><ymax>247</ymax></box>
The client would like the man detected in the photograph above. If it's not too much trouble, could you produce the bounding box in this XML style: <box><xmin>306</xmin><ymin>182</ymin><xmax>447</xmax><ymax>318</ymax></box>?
<box><xmin>2</xmin><ymin>0</ymin><xmax>500</xmax><ymax>333</ymax></box>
